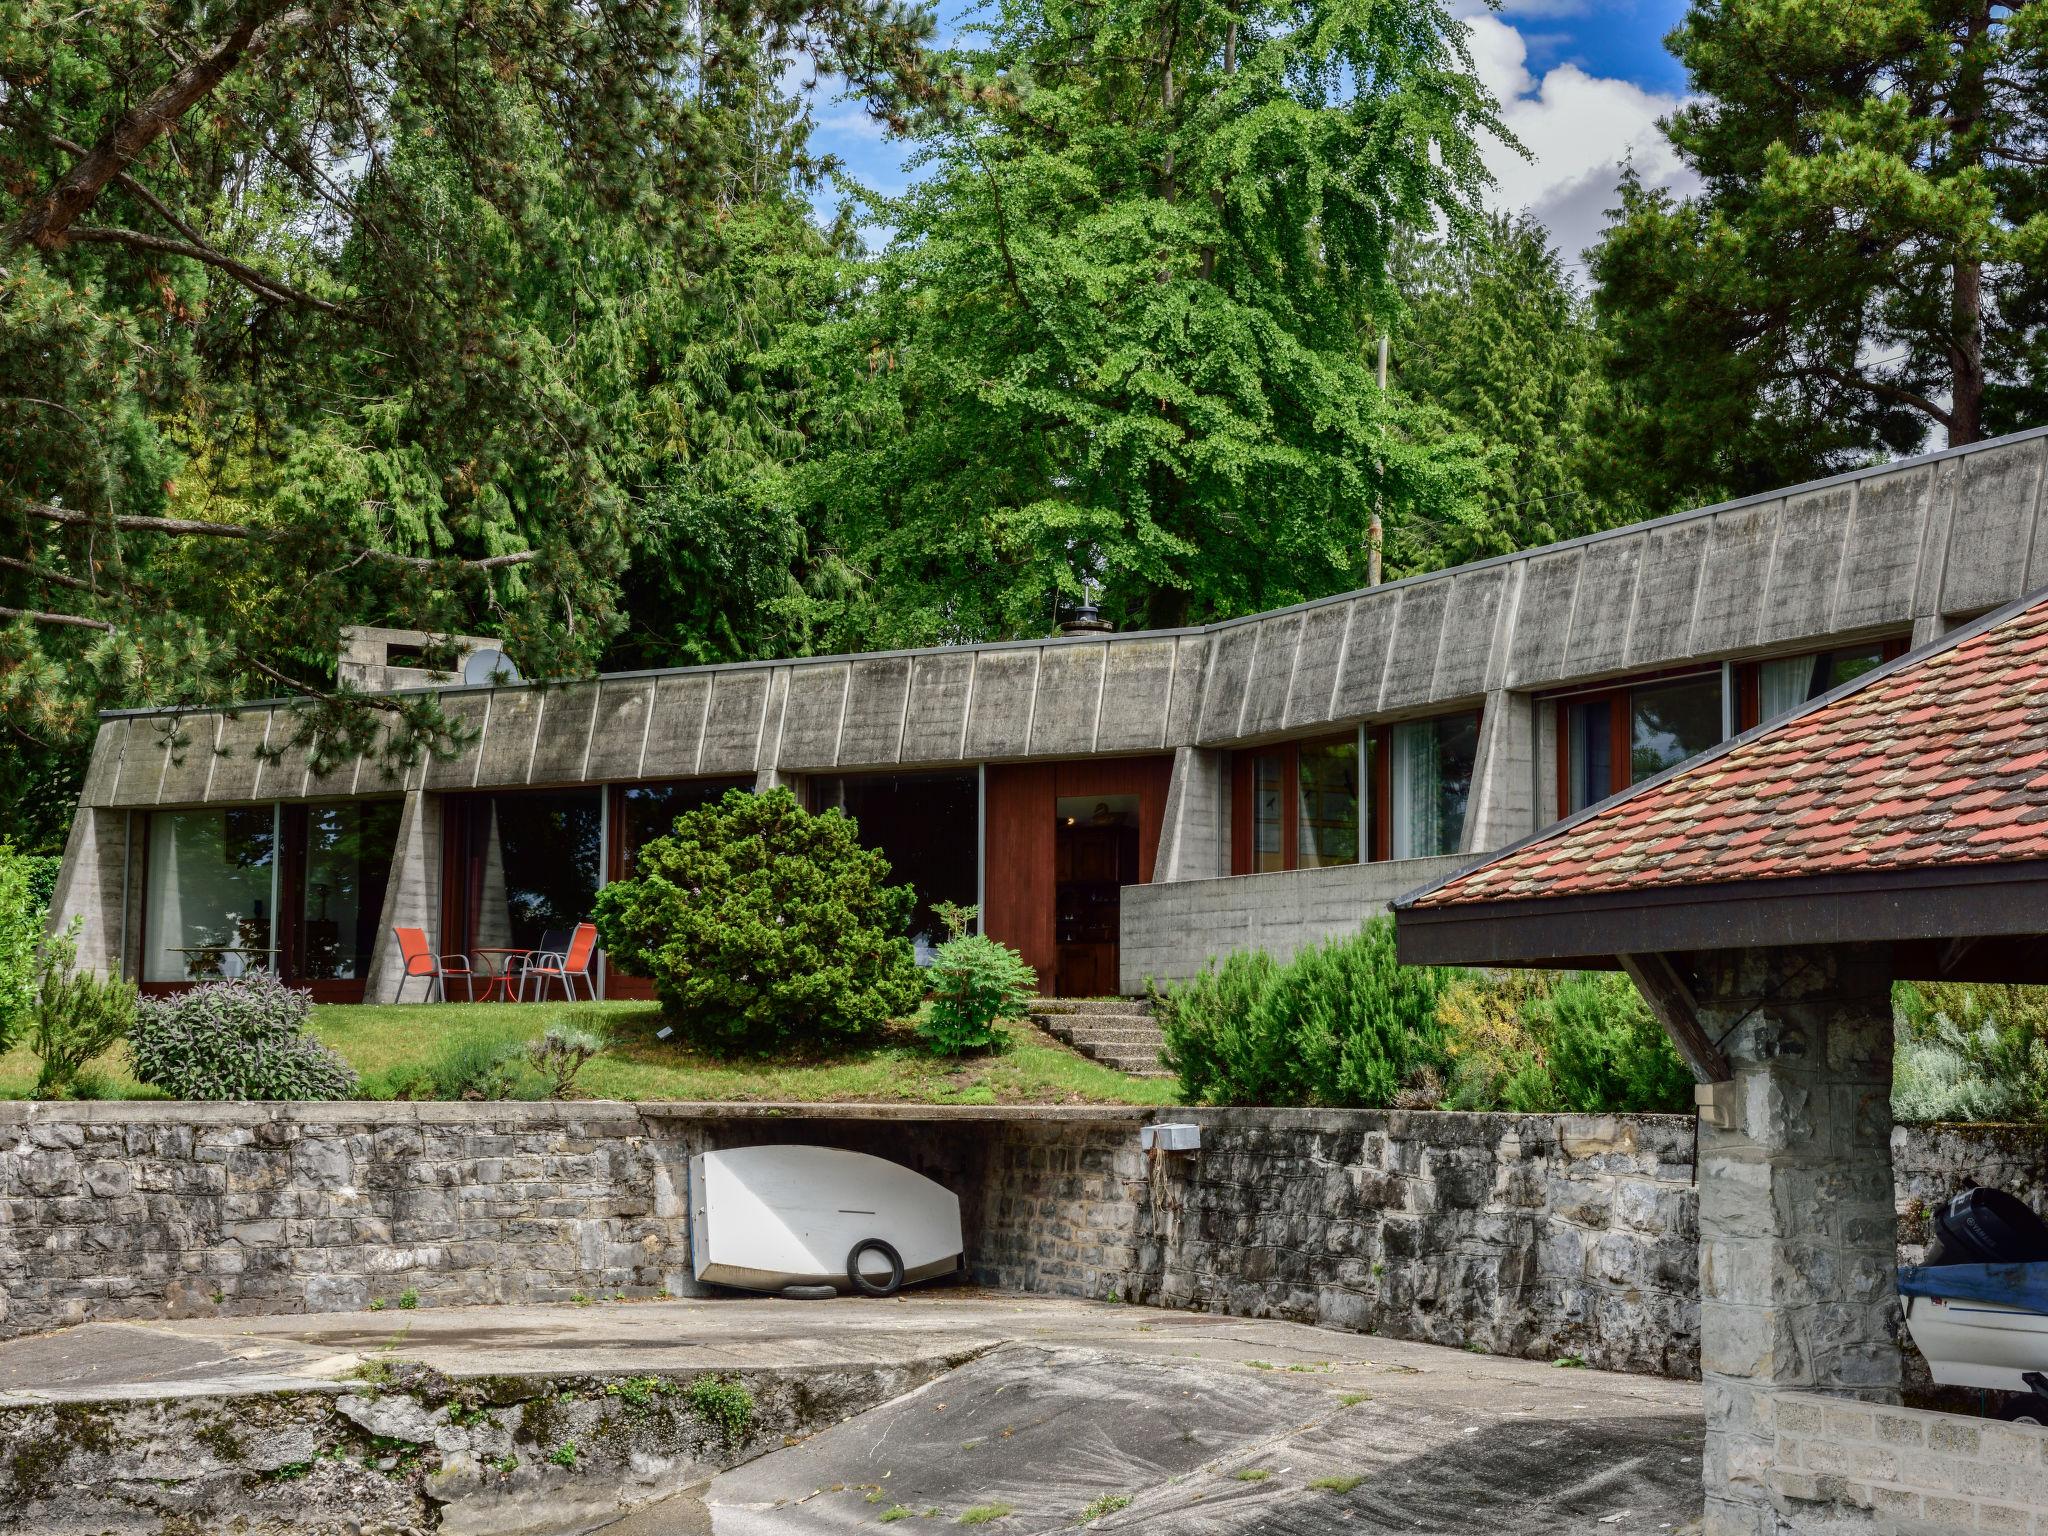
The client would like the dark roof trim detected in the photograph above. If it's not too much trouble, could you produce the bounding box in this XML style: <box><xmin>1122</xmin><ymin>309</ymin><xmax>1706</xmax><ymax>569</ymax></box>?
<box><xmin>1392</xmin><ymin>581</ymin><xmax>2048</xmax><ymax>917</ymax></box>
<box><xmin>1395</xmin><ymin>858</ymin><xmax>2048</xmax><ymax>967</ymax></box>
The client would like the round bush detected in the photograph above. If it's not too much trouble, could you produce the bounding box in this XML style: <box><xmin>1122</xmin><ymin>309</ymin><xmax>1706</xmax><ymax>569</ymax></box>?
<box><xmin>593</xmin><ymin>787</ymin><xmax>922</xmax><ymax>1051</ymax></box>
<box><xmin>131</xmin><ymin>974</ymin><xmax>359</xmax><ymax>1100</ymax></box>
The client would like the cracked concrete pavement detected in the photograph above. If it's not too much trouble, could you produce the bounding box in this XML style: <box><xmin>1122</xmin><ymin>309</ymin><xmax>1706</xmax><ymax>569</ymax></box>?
<box><xmin>0</xmin><ymin>1293</ymin><xmax>1703</xmax><ymax>1534</ymax></box>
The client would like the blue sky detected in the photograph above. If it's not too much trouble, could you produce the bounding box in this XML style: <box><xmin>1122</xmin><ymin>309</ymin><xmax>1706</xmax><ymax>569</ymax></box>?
<box><xmin>804</xmin><ymin>0</ymin><xmax>1699</xmax><ymax>267</ymax></box>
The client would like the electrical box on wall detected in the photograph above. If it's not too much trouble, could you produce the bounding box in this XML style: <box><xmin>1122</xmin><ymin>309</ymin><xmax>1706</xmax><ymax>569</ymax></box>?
<box><xmin>1140</xmin><ymin>1123</ymin><xmax>1201</xmax><ymax>1153</ymax></box>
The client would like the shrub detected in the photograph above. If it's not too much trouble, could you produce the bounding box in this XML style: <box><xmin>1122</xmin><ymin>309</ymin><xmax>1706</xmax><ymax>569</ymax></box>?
<box><xmin>919</xmin><ymin>936</ymin><xmax>1036</xmax><ymax>1055</ymax></box>
<box><xmin>1159</xmin><ymin>919</ymin><xmax>1457</xmax><ymax>1108</ymax></box>
<box><xmin>1893</xmin><ymin>982</ymin><xmax>2048</xmax><ymax>1123</ymax></box>
<box><xmin>526</xmin><ymin>1023</ymin><xmax>609</xmax><ymax>1097</ymax></box>
<box><xmin>1436</xmin><ymin>971</ymin><xmax>1557</xmax><ymax>1113</ymax></box>
<box><xmin>423</xmin><ymin>1035</ymin><xmax>529</xmax><ymax>1100</ymax></box>
<box><xmin>130</xmin><ymin>973</ymin><xmax>357</xmax><ymax>1100</ymax></box>
<box><xmin>1532</xmin><ymin>971</ymin><xmax>1691</xmax><ymax>1114</ymax></box>
<box><xmin>593</xmin><ymin>787</ymin><xmax>922</xmax><ymax>1051</ymax></box>
<box><xmin>27</xmin><ymin>926</ymin><xmax>137</xmax><ymax>1099</ymax></box>
<box><xmin>0</xmin><ymin>843</ymin><xmax>43</xmax><ymax>1048</ymax></box>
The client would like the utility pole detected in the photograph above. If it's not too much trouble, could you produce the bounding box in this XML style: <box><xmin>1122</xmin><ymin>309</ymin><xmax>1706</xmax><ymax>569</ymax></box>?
<box><xmin>1369</xmin><ymin>335</ymin><xmax>1387</xmax><ymax>586</ymax></box>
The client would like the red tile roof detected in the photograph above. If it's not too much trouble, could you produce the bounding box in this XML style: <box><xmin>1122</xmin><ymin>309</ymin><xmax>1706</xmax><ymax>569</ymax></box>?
<box><xmin>1413</xmin><ymin>595</ymin><xmax>2048</xmax><ymax>909</ymax></box>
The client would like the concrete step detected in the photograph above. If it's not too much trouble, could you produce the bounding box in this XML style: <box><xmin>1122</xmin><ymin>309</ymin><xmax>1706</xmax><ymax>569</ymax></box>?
<box><xmin>1053</xmin><ymin>1025</ymin><xmax>1164</xmax><ymax>1049</ymax></box>
<box><xmin>1028</xmin><ymin>997</ymin><xmax>1152</xmax><ymax>1018</ymax></box>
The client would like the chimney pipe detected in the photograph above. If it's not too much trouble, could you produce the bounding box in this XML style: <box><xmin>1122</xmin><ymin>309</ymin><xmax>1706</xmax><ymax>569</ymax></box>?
<box><xmin>1058</xmin><ymin>601</ymin><xmax>1113</xmax><ymax>637</ymax></box>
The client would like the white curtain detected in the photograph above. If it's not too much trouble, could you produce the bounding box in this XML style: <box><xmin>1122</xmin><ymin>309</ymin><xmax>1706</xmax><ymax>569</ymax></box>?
<box><xmin>1759</xmin><ymin>656</ymin><xmax>1817</xmax><ymax>722</ymax></box>
<box><xmin>143</xmin><ymin>810</ymin><xmax>276</xmax><ymax>982</ymax></box>
<box><xmin>1390</xmin><ymin>722</ymin><xmax>1441</xmax><ymax>861</ymax></box>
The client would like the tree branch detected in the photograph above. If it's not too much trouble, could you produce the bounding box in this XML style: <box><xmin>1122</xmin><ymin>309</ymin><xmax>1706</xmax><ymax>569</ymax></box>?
<box><xmin>47</xmin><ymin>132</ymin><xmax>211</xmax><ymax>249</ymax></box>
<box><xmin>65</xmin><ymin>224</ymin><xmax>355</xmax><ymax>318</ymax></box>
<box><xmin>0</xmin><ymin>604</ymin><xmax>114</xmax><ymax>631</ymax></box>
<box><xmin>0</xmin><ymin>553</ymin><xmax>95</xmax><ymax>591</ymax></box>
<box><xmin>1804</xmin><ymin>361</ymin><xmax>1953</xmax><ymax>427</ymax></box>
<box><xmin>21</xmin><ymin>502</ymin><xmax>540</xmax><ymax>571</ymax></box>
<box><xmin>10</xmin><ymin>1</ymin><xmax>310</xmax><ymax>250</ymax></box>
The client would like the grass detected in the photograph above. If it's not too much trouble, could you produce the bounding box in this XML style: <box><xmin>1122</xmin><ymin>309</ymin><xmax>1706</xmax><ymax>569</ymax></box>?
<box><xmin>957</xmin><ymin>1505</ymin><xmax>1012</xmax><ymax>1525</ymax></box>
<box><xmin>1231</xmin><ymin>1468</ymin><xmax>1271</xmax><ymax>1483</ymax></box>
<box><xmin>1309</xmin><ymin>1474</ymin><xmax>1364</xmax><ymax>1493</ymax></box>
<box><xmin>1078</xmin><ymin>1493</ymin><xmax>1132</xmax><ymax>1521</ymax></box>
<box><xmin>0</xmin><ymin>1003</ymin><xmax>1178</xmax><ymax>1106</ymax></box>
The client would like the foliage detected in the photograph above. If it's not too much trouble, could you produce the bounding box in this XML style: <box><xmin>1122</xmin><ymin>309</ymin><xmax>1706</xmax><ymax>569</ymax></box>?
<box><xmin>593</xmin><ymin>788</ymin><xmax>922</xmax><ymax>1051</ymax></box>
<box><xmin>374</xmin><ymin>1036</ymin><xmax>532</xmax><ymax>1102</ymax></box>
<box><xmin>932</xmin><ymin>902</ymin><xmax>979</xmax><ymax>943</ymax></box>
<box><xmin>1160</xmin><ymin>919</ymin><xmax>1456</xmax><ymax>1108</ymax></box>
<box><xmin>0</xmin><ymin>845</ymin><xmax>42</xmax><ymax>1050</ymax></box>
<box><xmin>1436</xmin><ymin>970</ymin><xmax>1559</xmax><ymax>1113</ymax></box>
<box><xmin>1433</xmin><ymin>969</ymin><xmax>1691</xmax><ymax>1115</ymax></box>
<box><xmin>526</xmin><ymin>1023</ymin><xmax>610</xmax><ymax>1099</ymax></box>
<box><xmin>1533</xmin><ymin>972</ymin><xmax>1692</xmax><ymax>1116</ymax></box>
<box><xmin>686</xmin><ymin>1375</ymin><xmax>754</xmax><ymax>1448</ymax></box>
<box><xmin>919</xmin><ymin>936</ymin><xmax>1036</xmax><ymax>1056</ymax></box>
<box><xmin>27</xmin><ymin>925</ymin><xmax>137</xmax><ymax>1099</ymax></box>
<box><xmin>129</xmin><ymin>974</ymin><xmax>356</xmax><ymax>1101</ymax></box>
<box><xmin>1589</xmin><ymin>0</ymin><xmax>2048</xmax><ymax>511</ymax></box>
<box><xmin>1391</xmin><ymin>215</ymin><xmax>1635</xmax><ymax>564</ymax></box>
<box><xmin>783</xmin><ymin>0</ymin><xmax>1508</xmax><ymax>646</ymax></box>
<box><xmin>1893</xmin><ymin>982</ymin><xmax>2048</xmax><ymax>1124</ymax></box>
<box><xmin>0</xmin><ymin>0</ymin><xmax>928</xmax><ymax>787</ymax></box>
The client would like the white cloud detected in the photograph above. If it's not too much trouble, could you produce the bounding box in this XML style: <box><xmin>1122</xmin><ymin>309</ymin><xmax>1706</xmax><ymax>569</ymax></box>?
<box><xmin>1463</xmin><ymin>14</ymin><xmax>1696</xmax><ymax>268</ymax></box>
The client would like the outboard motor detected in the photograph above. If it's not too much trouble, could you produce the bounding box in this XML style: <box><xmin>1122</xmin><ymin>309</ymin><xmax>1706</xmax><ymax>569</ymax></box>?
<box><xmin>1927</xmin><ymin>1188</ymin><xmax>2048</xmax><ymax>1267</ymax></box>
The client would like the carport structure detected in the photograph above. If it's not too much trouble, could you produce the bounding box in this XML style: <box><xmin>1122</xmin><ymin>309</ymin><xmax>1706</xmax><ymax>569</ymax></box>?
<box><xmin>1396</xmin><ymin>589</ymin><xmax>2048</xmax><ymax>1535</ymax></box>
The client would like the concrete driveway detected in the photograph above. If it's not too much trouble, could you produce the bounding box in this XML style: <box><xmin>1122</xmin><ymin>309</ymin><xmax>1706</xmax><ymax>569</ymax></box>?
<box><xmin>0</xmin><ymin>1294</ymin><xmax>1702</xmax><ymax>1535</ymax></box>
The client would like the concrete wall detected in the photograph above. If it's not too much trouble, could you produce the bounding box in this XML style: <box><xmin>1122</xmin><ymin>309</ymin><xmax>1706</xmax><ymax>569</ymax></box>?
<box><xmin>1118</xmin><ymin>855</ymin><xmax>1469</xmax><ymax>988</ymax></box>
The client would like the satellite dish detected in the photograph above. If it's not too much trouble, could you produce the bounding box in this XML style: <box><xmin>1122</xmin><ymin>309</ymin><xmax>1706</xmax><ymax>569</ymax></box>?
<box><xmin>462</xmin><ymin>648</ymin><xmax>522</xmax><ymax>687</ymax></box>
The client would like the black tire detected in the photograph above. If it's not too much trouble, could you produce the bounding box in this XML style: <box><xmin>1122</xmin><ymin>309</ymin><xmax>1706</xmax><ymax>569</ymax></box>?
<box><xmin>847</xmin><ymin>1238</ymin><xmax>905</xmax><ymax>1297</ymax></box>
<box><xmin>1998</xmin><ymin>1397</ymin><xmax>2048</xmax><ymax>1426</ymax></box>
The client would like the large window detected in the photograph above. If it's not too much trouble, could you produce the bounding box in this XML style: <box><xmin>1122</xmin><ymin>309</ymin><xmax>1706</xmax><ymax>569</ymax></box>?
<box><xmin>1561</xmin><ymin>671</ymin><xmax>1725</xmax><ymax>814</ymax></box>
<box><xmin>612</xmin><ymin>779</ymin><xmax>752</xmax><ymax>880</ymax></box>
<box><xmin>815</xmin><ymin>771</ymin><xmax>980</xmax><ymax>955</ymax></box>
<box><xmin>1234</xmin><ymin>734</ymin><xmax>1364</xmax><ymax>874</ymax></box>
<box><xmin>1755</xmin><ymin>644</ymin><xmax>1890</xmax><ymax>725</ymax></box>
<box><xmin>1388</xmin><ymin>713</ymin><xmax>1479</xmax><ymax>860</ymax></box>
<box><xmin>288</xmin><ymin>801</ymin><xmax>403</xmax><ymax>983</ymax></box>
<box><xmin>446</xmin><ymin>791</ymin><xmax>603</xmax><ymax>954</ymax></box>
<box><xmin>144</xmin><ymin>808</ymin><xmax>279</xmax><ymax>983</ymax></box>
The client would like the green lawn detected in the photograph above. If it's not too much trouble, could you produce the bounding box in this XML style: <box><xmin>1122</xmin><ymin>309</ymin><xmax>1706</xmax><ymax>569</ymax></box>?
<box><xmin>0</xmin><ymin>1001</ymin><xmax>1179</xmax><ymax>1106</ymax></box>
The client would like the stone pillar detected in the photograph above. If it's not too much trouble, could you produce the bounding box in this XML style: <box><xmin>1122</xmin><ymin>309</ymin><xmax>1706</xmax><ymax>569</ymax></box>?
<box><xmin>1692</xmin><ymin>944</ymin><xmax>1900</xmax><ymax>1536</ymax></box>
<box><xmin>1153</xmin><ymin>746</ymin><xmax>1229</xmax><ymax>882</ymax></box>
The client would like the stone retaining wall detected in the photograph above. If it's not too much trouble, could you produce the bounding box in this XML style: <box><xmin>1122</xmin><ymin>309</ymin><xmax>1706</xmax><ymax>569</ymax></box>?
<box><xmin>1</xmin><ymin>1101</ymin><xmax>2040</xmax><ymax>1386</ymax></box>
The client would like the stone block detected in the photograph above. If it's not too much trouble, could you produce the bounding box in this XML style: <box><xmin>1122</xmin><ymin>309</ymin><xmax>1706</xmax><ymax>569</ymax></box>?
<box><xmin>528</xmin><ymin>682</ymin><xmax>602</xmax><ymax>786</ymax></box>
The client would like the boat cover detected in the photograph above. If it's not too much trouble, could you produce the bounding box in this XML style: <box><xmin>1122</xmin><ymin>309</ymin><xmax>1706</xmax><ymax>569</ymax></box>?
<box><xmin>1899</xmin><ymin>1262</ymin><xmax>2048</xmax><ymax>1315</ymax></box>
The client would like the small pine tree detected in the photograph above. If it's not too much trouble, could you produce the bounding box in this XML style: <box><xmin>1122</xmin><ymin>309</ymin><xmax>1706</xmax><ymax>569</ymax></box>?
<box><xmin>594</xmin><ymin>788</ymin><xmax>922</xmax><ymax>1051</ymax></box>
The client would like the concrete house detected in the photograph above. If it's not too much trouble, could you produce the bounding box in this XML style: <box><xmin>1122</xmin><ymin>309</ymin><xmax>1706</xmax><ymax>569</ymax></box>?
<box><xmin>45</xmin><ymin>425</ymin><xmax>2048</xmax><ymax>1004</ymax></box>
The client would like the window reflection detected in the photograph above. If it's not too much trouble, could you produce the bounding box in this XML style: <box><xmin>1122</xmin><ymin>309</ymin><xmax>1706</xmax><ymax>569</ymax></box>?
<box><xmin>1390</xmin><ymin>713</ymin><xmax>1479</xmax><ymax>859</ymax></box>
<box><xmin>144</xmin><ymin>808</ymin><xmax>278</xmax><ymax>982</ymax></box>
<box><xmin>1252</xmin><ymin>754</ymin><xmax>1287</xmax><ymax>872</ymax></box>
<box><xmin>617</xmin><ymin>780</ymin><xmax>751</xmax><ymax>878</ymax></box>
<box><xmin>474</xmin><ymin>792</ymin><xmax>602</xmax><ymax>951</ymax></box>
<box><xmin>1629</xmin><ymin>675</ymin><xmax>1724</xmax><ymax>784</ymax></box>
<box><xmin>295</xmin><ymin>802</ymin><xmax>402</xmax><ymax>981</ymax></box>
<box><xmin>1295</xmin><ymin>737</ymin><xmax>1360</xmax><ymax>868</ymax></box>
<box><xmin>816</xmin><ymin>772</ymin><xmax>979</xmax><ymax>953</ymax></box>
<box><xmin>1760</xmin><ymin>646</ymin><xmax>1885</xmax><ymax>722</ymax></box>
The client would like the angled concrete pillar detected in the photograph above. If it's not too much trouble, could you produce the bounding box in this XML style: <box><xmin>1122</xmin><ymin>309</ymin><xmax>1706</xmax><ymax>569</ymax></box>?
<box><xmin>363</xmin><ymin>791</ymin><xmax>443</xmax><ymax>1003</ymax></box>
<box><xmin>1460</xmin><ymin>689</ymin><xmax>1535</xmax><ymax>855</ymax></box>
<box><xmin>44</xmin><ymin>808</ymin><xmax>131</xmax><ymax>979</ymax></box>
<box><xmin>1153</xmin><ymin>746</ymin><xmax>1229</xmax><ymax>882</ymax></box>
<box><xmin>1691</xmin><ymin>944</ymin><xmax>1900</xmax><ymax>1536</ymax></box>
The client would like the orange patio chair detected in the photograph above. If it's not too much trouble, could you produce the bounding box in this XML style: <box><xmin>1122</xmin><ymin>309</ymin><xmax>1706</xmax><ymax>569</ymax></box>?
<box><xmin>393</xmin><ymin>926</ymin><xmax>474</xmax><ymax>1003</ymax></box>
<box><xmin>522</xmin><ymin>922</ymin><xmax>599</xmax><ymax>1003</ymax></box>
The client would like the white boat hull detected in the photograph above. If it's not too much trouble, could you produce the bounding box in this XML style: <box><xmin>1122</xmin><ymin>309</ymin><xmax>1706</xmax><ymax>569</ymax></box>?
<box><xmin>688</xmin><ymin>1145</ymin><xmax>964</xmax><ymax>1295</ymax></box>
<box><xmin>1905</xmin><ymin>1293</ymin><xmax>2048</xmax><ymax>1392</ymax></box>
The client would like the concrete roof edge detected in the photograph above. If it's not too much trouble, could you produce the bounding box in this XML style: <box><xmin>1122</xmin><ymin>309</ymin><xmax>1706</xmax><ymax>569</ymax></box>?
<box><xmin>98</xmin><ymin>425</ymin><xmax>2048</xmax><ymax>724</ymax></box>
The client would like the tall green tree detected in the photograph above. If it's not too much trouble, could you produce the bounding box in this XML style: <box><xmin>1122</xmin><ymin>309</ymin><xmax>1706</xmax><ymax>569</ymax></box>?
<box><xmin>1590</xmin><ymin>0</ymin><xmax>2048</xmax><ymax>508</ymax></box>
<box><xmin>1391</xmin><ymin>214</ymin><xmax>1628</xmax><ymax>566</ymax></box>
<box><xmin>1</xmin><ymin>0</ymin><xmax>928</xmax><ymax>771</ymax></box>
<box><xmin>783</xmin><ymin>0</ymin><xmax>1508</xmax><ymax>647</ymax></box>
